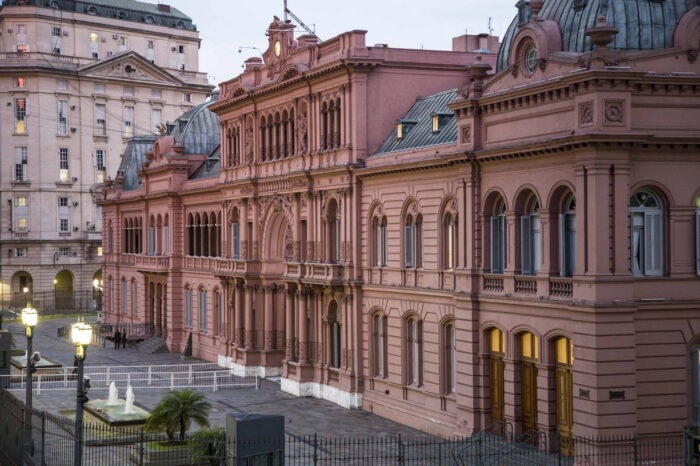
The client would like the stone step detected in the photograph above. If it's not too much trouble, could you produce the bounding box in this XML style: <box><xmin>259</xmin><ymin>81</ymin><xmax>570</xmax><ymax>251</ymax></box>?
<box><xmin>136</xmin><ymin>336</ymin><xmax>169</xmax><ymax>354</ymax></box>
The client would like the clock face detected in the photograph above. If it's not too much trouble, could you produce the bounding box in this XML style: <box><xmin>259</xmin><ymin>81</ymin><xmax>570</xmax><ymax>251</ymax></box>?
<box><xmin>274</xmin><ymin>40</ymin><xmax>282</xmax><ymax>57</ymax></box>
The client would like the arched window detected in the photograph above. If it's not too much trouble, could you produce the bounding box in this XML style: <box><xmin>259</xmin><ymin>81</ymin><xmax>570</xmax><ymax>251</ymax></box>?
<box><xmin>442</xmin><ymin>322</ymin><xmax>456</xmax><ymax>394</ymax></box>
<box><xmin>695</xmin><ymin>196</ymin><xmax>700</xmax><ymax>276</ymax></box>
<box><xmin>327</xmin><ymin>199</ymin><xmax>340</xmax><ymax>264</ymax></box>
<box><xmin>187</xmin><ymin>214</ymin><xmax>195</xmax><ymax>256</ymax></box>
<box><xmin>559</xmin><ymin>194</ymin><xmax>576</xmax><ymax>277</ymax></box>
<box><xmin>108</xmin><ymin>220</ymin><xmax>114</xmax><ymax>253</ymax></box>
<box><xmin>520</xmin><ymin>332</ymin><xmax>539</xmax><ymax>432</ymax></box>
<box><xmin>372</xmin><ymin>313</ymin><xmax>388</xmax><ymax>378</ymax></box>
<box><xmin>163</xmin><ymin>215</ymin><xmax>170</xmax><ymax>256</ymax></box>
<box><xmin>489</xmin><ymin>328</ymin><xmax>506</xmax><ymax>424</ymax></box>
<box><xmin>372</xmin><ymin>215</ymin><xmax>387</xmax><ymax>267</ymax></box>
<box><xmin>691</xmin><ymin>345</ymin><xmax>700</xmax><ymax>427</ymax></box>
<box><xmin>231</xmin><ymin>209</ymin><xmax>241</xmax><ymax>260</ymax></box>
<box><xmin>184</xmin><ymin>287</ymin><xmax>193</xmax><ymax>328</ymax></box>
<box><xmin>404</xmin><ymin>215</ymin><xmax>416</xmax><ymax>268</ymax></box>
<box><xmin>198</xmin><ymin>288</ymin><xmax>208</xmax><ymax>331</ymax></box>
<box><xmin>260</xmin><ymin>116</ymin><xmax>267</xmax><ymax>161</ymax></box>
<box><xmin>630</xmin><ymin>189</ymin><xmax>663</xmax><ymax>277</ymax></box>
<box><xmin>144</xmin><ymin>15</ymin><xmax>155</xmax><ymax>24</ymax></box>
<box><xmin>521</xmin><ymin>196</ymin><xmax>541</xmax><ymax>275</ymax></box>
<box><xmin>404</xmin><ymin>316</ymin><xmax>423</xmax><ymax>386</ymax></box>
<box><xmin>120</xmin><ymin>277</ymin><xmax>128</xmax><ymax>314</ymax></box>
<box><xmin>491</xmin><ymin>199</ymin><xmax>507</xmax><ymax>274</ymax></box>
<box><xmin>148</xmin><ymin>216</ymin><xmax>156</xmax><ymax>256</ymax></box>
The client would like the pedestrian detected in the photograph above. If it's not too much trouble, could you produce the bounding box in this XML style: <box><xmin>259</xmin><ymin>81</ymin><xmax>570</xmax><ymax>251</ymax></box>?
<box><xmin>122</xmin><ymin>332</ymin><xmax>127</xmax><ymax>349</ymax></box>
<box><xmin>114</xmin><ymin>330</ymin><xmax>121</xmax><ymax>349</ymax></box>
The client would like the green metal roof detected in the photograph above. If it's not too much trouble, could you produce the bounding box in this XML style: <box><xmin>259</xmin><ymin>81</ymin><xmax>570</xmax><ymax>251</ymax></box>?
<box><xmin>2</xmin><ymin>0</ymin><xmax>195</xmax><ymax>31</ymax></box>
<box><xmin>497</xmin><ymin>0</ymin><xmax>697</xmax><ymax>71</ymax></box>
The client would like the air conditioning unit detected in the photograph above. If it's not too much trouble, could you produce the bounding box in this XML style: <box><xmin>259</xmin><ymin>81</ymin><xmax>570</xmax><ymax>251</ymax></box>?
<box><xmin>62</xmin><ymin>31</ymin><xmax>69</xmax><ymax>36</ymax></box>
<box><xmin>72</xmin><ymin>226</ymin><xmax>79</xmax><ymax>232</ymax></box>
<box><xmin>72</xmin><ymin>177</ymin><xmax>78</xmax><ymax>182</ymax></box>
<box><xmin>72</xmin><ymin>201</ymin><xmax>79</xmax><ymax>207</ymax></box>
<box><xmin>101</xmin><ymin>37</ymin><xmax>107</xmax><ymax>43</ymax></box>
<box><xmin>7</xmin><ymin>249</ymin><xmax>13</xmax><ymax>257</ymax></box>
<box><xmin>113</xmin><ymin>34</ymin><xmax>118</xmax><ymax>39</ymax></box>
<box><xmin>72</xmin><ymin>251</ymin><xmax>78</xmax><ymax>257</ymax></box>
<box><xmin>171</xmin><ymin>47</ymin><xmax>177</xmax><ymax>52</ymax></box>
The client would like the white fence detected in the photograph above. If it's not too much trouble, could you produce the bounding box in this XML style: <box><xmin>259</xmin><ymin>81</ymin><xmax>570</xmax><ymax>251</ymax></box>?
<box><xmin>3</xmin><ymin>363</ymin><xmax>259</xmax><ymax>394</ymax></box>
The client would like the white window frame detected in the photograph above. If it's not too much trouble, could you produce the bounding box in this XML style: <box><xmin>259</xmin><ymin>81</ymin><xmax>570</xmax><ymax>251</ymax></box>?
<box><xmin>630</xmin><ymin>190</ymin><xmax>663</xmax><ymax>277</ymax></box>
<box><xmin>231</xmin><ymin>222</ymin><xmax>240</xmax><ymax>259</ymax></box>
<box><xmin>59</xmin><ymin>148</ymin><xmax>69</xmax><ymax>182</ymax></box>
<box><xmin>490</xmin><ymin>206</ymin><xmax>506</xmax><ymax>274</ymax></box>
<box><xmin>123</xmin><ymin>106</ymin><xmax>134</xmax><ymax>138</ymax></box>
<box><xmin>95</xmin><ymin>104</ymin><xmax>106</xmax><ymax>136</ymax></box>
<box><xmin>521</xmin><ymin>200</ymin><xmax>541</xmax><ymax>276</ymax></box>
<box><xmin>14</xmin><ymin>147</ymin><xmax>28</xmax><ymax>182</ymax></box>
<box><xmin>14</xmin><ymin>196</ymin><xmax>29</xmax><ymax>232</ymax></box>
<box><xmin>57</xmin><ymin>100</ymin><xmax>68</xmax><ymax>136</ymax></box>
<box><xmin>15</xmin><ymin>98</ymin><xmax>27</xmax><ymax>134</ymax></box>
<box><xmin>58</xmin><ymin>196</ymin><xmax>70</xmax><ymax>233</ymax></box>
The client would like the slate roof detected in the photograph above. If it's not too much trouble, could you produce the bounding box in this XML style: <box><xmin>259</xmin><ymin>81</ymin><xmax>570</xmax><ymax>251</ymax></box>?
<box><xmin>117</xmin><ymin>135</ymin><xmax>158</xmax><ymax>191</ymax></box>
<box><xmin>2</xmin><ymin>0</ymin><xmax>195</xmax><ymax>31</ymax></box>
<box><xmin>497</xmin><ymin>0</ymin><xmax>698</xmax><ymax>71</ymax></box>
<box><xmin>190</xmin><ymin>146</ymin><xmax>221</xmax><ymax>180</ymax></box>
<box><xmin>373</xmin><ymin>89</ymin><xmax>458</xmax><ymax>156</ymax></box>
<box><xmin>168</xmin><ymin>100</ymin><xmax>220</xmax><ymax>156</ymax></box>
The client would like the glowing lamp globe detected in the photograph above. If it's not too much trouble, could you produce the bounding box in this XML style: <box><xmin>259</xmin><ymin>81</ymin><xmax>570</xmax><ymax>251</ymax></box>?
<box><xmin>21</xmin><ymin>307</ymin><xmax>38</xmax><ymax>328</ymax></box>
<box><xmin>71</xmin><ymin>321</ymin><xmax>93</xmax><ymax>346</ymax></box>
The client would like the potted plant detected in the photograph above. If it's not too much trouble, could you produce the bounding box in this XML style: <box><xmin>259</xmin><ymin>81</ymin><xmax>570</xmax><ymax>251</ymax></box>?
<box><xmin>145</xmin><ymin>389</ymin><xmax>212</xmax><ymax>443</ymax></box>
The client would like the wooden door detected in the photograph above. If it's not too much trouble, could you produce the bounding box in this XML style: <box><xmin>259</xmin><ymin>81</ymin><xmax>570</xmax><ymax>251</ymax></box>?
<box><xmin>521</xmin><ymin>360</ymin><xmax>538</xmax><ymax>433</ymax></box>
<box><xmin>556</xmin><ymin>364</ymin><xmax>574</xmax><ymax>455</ymax></box>
<box><xmin>490</xmin><ymin>355</ymin><xmax>505</xmax><ymax>427</ymax></box>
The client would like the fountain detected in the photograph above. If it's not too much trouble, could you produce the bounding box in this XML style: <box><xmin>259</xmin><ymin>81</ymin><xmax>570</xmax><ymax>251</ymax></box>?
<box><xmin>124</xmin><ymin>385</ymin><xmax>136</xmax><ymax>414</ymax></box>
<box><xmin>107</xmin><ymin>381</ymin><xmax>119</xmax><ymax>406</ymax></box>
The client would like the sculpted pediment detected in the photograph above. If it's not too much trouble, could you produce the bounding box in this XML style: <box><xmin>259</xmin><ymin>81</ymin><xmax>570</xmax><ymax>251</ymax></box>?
<box><xmin>78</xmin><ymin>52</ymin><xmax>183</xmax><ymax>85</ymax></box>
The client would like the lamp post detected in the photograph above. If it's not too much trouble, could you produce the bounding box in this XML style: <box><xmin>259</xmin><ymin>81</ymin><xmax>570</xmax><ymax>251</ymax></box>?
<box><xmin>21</xmin><ymin>306</ymin><xmax>38</xmax><ymax>459</ymax></box>
<box><xmin>71</xmin><ymin>320</ymin><xmax>92</xmax><ymax>466</ymax></box>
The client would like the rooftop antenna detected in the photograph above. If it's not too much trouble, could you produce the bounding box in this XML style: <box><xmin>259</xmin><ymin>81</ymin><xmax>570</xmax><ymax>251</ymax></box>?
<box><xmin>284</xmin><ymin>0</ymin><xmax>320</xmax><ymax>39</ymax></box>
<box><xmin>488</xmin><ymin>17</ymin><xmax>494</xmax><ymax>35</ymax></box>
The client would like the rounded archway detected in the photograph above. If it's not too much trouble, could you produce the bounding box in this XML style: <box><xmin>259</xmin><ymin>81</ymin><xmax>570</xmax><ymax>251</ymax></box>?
<box><xmin>11</xmin><ymin>271</ymin><xmax>33</xmax><ymax>308</ymax></box>
<box><xmin>92</xmin><ymin>269</ymin><xmax>103</xmax><ymax>311</ymax></box>
<box><xmin>54</xmin><ymin>270</ymin><xmax>74</xmax><ymax>310</ymax></box>
<box><xmin>263</xmin><ymin>212</ymin><xmax>293</xmax><ymax>263</ymax></box>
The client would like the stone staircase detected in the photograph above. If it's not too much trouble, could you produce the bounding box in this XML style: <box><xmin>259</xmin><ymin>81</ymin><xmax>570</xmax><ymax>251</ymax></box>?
<box><xmin>136</xmin><ymin>336</ymin><xmax>169</xmax><ymax>354</ymax></box>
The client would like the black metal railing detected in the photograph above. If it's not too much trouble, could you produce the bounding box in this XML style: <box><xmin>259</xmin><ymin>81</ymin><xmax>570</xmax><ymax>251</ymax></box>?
<box><xmin>0</xmin><ymin>389</ymin><xmax>687</xmax><ymax>466</ymax></box>
<box><xmin>1</xmin><ymin>289</ymin><xmax>101</xmax><ymax>315</ymax></box>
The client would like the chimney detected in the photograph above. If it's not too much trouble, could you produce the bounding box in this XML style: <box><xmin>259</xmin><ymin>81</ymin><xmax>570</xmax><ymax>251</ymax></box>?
<box><xmin>244</xmin><ymin>57</ymin><xmax>263</xmax><ymax>71</ymax></box>
<box><xmin>157</xmin><ymin>4</ymin><xmax>171</xmax><ymax>12</ymax></box>
<box><xmin>298</xmin><ymin>34</ymin><xmax>320</xmax><ymax>48</ymax></box>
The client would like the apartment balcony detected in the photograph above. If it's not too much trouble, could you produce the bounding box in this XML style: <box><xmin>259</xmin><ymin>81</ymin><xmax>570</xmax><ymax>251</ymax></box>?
<box><xmin>184</xmin><ymin>256</ymin><xmax>256</xmax><ymax>275</ymax></box>
<box><xmin>481</xmin><ymin>273</ymin><xmax>574</xmax><ymax>300</ymax></box>
<box><xmin>1</xmin><ymin>52</ymin><xmax>78</xmax><ymax>69</ymax></box>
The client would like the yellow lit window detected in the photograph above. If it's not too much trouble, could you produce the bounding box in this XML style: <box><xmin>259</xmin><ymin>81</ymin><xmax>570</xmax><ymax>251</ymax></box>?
<box><xmin>521</xmin><ymin>332</ymin><xmax>539</xmax><ymax>360</ymax></box>
<box><xmin>432</xmin><ymin>115</ymin><xmax>439</xmax><ymax>132</ymax></box>
<box><xmin>396</xmin><ymin>123</ymin><xmax>403</xmax><ymax>139</ymax></box>
<box><xmin>97</xmin><ymin>246</ymin><xmax>103</xmax><ymax>257</ymax></box>
<box><xmin>556</xmin><ymin>337</ymin><xmax>574</xmax><ymax>366</ymax></box>
<box><xmin>17</xmin><ymin>218</ymin><xmax>27</xmax><ymax>230</ymax></box>
<box><xmin>90</xmin><ymin>32</ymin><xmax>98</xmax><ymax>42</ymax></box>
<box><xmin>490</xmin><ymin>328</ymin><xmax>505</xmax><ymax>354</ymax></box>
<box><xmin>14</xmin><ymin>77</ymin><xmax>26</xmax><ymax>88</ymax></box>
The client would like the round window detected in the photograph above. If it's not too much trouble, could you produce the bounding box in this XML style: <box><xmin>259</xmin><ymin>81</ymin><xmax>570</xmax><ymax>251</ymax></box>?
<box><xmin>524</xmin><ymin>43</ymin><xmax>538</xmax><ymax>73</ymax></box>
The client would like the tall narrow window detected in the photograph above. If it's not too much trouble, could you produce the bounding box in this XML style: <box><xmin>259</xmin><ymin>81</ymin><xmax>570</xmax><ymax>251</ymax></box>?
<box><xmin>216</xmin><ymin>292</ymin><xmax>223</xmax><ymax>337</ymax></box>
<box><xmin>118</xmin><ymin>36</ymin><xmax>127</xmax><ymax>52</ymax></box>
<box><xmin>146</xmin><ymin>40</ymin><xmax>155</xmax><ymax>62</ymax></box>
<box><xmin>692</xmin><ymin>346</ymin><xmax>700</xmax><ymax>427</ymax></box>
<box><xmin>14</xmin><ymin>197</ymin><xmax>29</xmax><ymax>232</ymax></box>
<box><xmin>231</xmin><ymin>221</ymin><xmax>240</xmax><ymax>259</ymax></box>
<box><xmin>415</xmin><ymin>215</ymin><xmax>423</xmax><ymax>268</ymax></box>
<box><xmin>372</xmin><ymin>314</ymin><xmax>387</xmax><ymax>378</ymax></box>
<box><xmin>695</xmin><ymin>196</ymin><xmax>700</xmax><ymax>276</ymax></box>
<box><xmin>58</xmin><ymin>197</ymin><xmax>70</xmax><ymax>233</ymax></box>
<box><xmin>57</xmin><ymin>100</ymin><xmax>68</xmax><ymax>136</ymax></box>
<box><xmin>95</xmin><ymin>206</ymin><xmax>103</xmax><ymax>231</ymax></box>
<box><xmin>51</xmin><ymin>27</ymin><xmax>61</xmax><ymax>54</ymax></box>
<box><xmin>14</xmin><ymin>147</ymin><xmax>28</xmax><ymax>182</ymax></box>
<box><xmin>630</xmin><ymin>190</ymin><xmax>663</xmax><ymax>277</ymax></box>
<box><xmin>95</xmin><ymin>104</ymin><xmax>106</xmax><ymax>136</ymax></box>
<box><xmin>559</xmin><ymin>195</ymin><xmax>576</xmax><ymax>277</ymax></box>
<box><xmin>131</xmin><ymin>282</ymin><xmax>137</xmax><ymax>315</ymax></box>
<box><xmin>90</xmin><ymin>32</ymin><xmax>99</xmax><ymax>59</ymax></box>
<box><xmin>148</xmin><ymin>225</ymin><xmax>156</xmax><ymax>255</ymax></box>
<box><xmin>151</xmin><ymin>108</ymin><xmax>162</xmax><ymax>134</ymax></box>
<box><xmin>123</xmin><ymin>106</ymin><xmax>134</xmax><ymax>138</ymax></box>
<box><xmin>121</xmin><ymin>279</ymin><xmax>128</xmax><ymax>314</ymax></box>
<box><xmin>444</xmin><ymin>213</ymin><xmax>457</xmax><ymax>270</ymax></box>
<box><xmin>15</xmin><ymin>98</ymin><xmax>27</xmax><ymax>134</ymax></box>
<box><xmin>59</xmin><ymin>148</ymin><xmax>69</xmax><ymax>182</ymax></box>
<box><xmin>95</xmin><ymin>149</ymin><xmax>106</xmax><ymax>183</ymax></box>
<box><xmin>404</xmin><ymin>216</ymin><xmax>414</xmax><ymax>268</ymax></box>
<box><xmin>177</xmin><ymin>44</ymin><xmax>185</xmax><ymax>70</ymax></box>
<box><xmin>405</xmin><ymin>317</ymin><xmax>423</xmax><ymax>386</ymax></box>
<box><xmin>521</xmin><ymin>198</ymin><xmax>541</xmax><ymax>275</ymax></box>
<box><xmin>491</xmin><ymin>200</ymin><xmax>507</xmax><ymax>274</ymax></box>
<box><xmin>199</xmin><ymin>290</ymin><xmax>207</xmax><ymax>331</ymax></box>
<box><xmin>444</xmin><ymin>323</ymin><xmax>456</xmax><ymax>394</ymax></box>
<box><xmin>185</xmin><ymin>289</ymin><xmax>193</xmax><ymax>328</ymax></box>
<box><xmin>162</xmin><ymin>225</ymin><xmax>170</xmax><ymax>255</ymax></box>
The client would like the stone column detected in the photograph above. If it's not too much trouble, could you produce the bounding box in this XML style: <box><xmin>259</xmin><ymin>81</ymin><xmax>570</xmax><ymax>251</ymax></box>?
<box><xmin>241</xmin><ymin>199</ymin><xmax>249</xmax><ymax>260</ymax></box>
<box><xmin>298</xmin><ymin>288</ymin><xmax>308</xmax><ymax>363</ymax></box>
<box><xmin>264</xmin><ymin>284</ymin><xmax>274</xmax><ymax>351</ymax></box>
<box><xmin>252</xmin><ymin>198</ymin><xmax>260</xmax><ymax>260</ymax></box>
<box><xmin>293</xmin><ymin>193</ymin><xmax>301</xmax><ymax>261</ymax></box>
<box><xmin>244</xmin><ymin>284</ymin><xmax>254</xmax><ymax>350</ymax></box>
<box><xmin>285</xmin><ymin>286</ymin><xmax>294</xmax><ymax>359</ymax></box>
<box><xmin>235</xmin><ymin>281</ymin><xmax>244</xmax><ymax>346</ymax></box>
<box><xmin>306</xmin><ymin>192</ymin><xmax>315</xmax><ymax>262</ymax></box>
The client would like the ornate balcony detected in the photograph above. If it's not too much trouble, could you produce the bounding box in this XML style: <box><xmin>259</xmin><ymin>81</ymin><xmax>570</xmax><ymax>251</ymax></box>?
<box><xmin>514</xmin><ymin>276</ymin><xmax>537</xmax><ymax>294</ymax></box>
<box><xmin>549</xmin><ymin>277</ymin><xmax>573</xmax><ymax>298</ymax></box>
<box><xmin>135</xmin><ymin>255</ymin><xmax>170</xmax><ymax>270</ymax></box>
<box><xmin>483</xmin><ymin>274</ymin><xmax>504</xmax><ymax>292</ymax></box>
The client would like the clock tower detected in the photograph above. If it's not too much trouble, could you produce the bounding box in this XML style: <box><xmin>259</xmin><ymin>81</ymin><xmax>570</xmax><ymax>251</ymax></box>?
<box><xmin>263</xmin><ymin>16</ymin><xmax>297</xmax><ymax>77</ymax></box>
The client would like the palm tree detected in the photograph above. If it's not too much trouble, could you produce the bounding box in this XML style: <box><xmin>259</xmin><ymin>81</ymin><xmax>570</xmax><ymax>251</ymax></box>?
<box><xmin>144</xmin><ymin>389</ymin><xmax>211</xmax><ymax>442</ymax></box>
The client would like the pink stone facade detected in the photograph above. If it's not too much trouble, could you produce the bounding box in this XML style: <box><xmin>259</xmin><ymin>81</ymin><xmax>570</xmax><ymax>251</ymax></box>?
<box><xmin>101</xmin><ymin>8</ymin><xmax>700</xmax><ymax>440</ymax></box>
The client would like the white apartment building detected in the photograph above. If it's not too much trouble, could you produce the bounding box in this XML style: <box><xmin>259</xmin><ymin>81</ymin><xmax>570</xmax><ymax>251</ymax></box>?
<box><xmin>0</xmin><ymin>0</ymin><xmax>212</xmax><ymax>310</ymax></box>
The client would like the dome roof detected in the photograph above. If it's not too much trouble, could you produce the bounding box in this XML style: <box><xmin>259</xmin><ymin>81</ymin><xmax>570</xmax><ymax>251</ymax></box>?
<box><xmin>497</xmin><ymin>0</ymin><xmax>698</xmax><ymax>71</ymax></box>
<box><xmin>168</xmin><ymin>100</ymin><xmax>220</xmax><ymax>156</ymax></box>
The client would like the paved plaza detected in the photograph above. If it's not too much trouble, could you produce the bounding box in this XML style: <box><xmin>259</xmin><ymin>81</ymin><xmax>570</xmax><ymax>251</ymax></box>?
<box><xmin>4</xmin><ymin>316</ymin><xmax>429</xmax><ymax>437</ymax></box>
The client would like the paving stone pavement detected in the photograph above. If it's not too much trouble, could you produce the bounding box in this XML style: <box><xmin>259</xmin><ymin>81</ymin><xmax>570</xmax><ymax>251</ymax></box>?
<box><xmin>5</xmin><ymin>316</ymin><xmax>432</xmax><ymax>438</ymax></box>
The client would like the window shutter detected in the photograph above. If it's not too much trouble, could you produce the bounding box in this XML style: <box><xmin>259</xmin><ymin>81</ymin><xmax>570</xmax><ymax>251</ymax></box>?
<box><xmin>696</xmin><ymin>211</ymin><xmax>700</xmax><ymax>276</ymax></box>
<box><xmin>644</xmin><ymin>211</ymin><xmax>663</xmax><ymax>277</ymax></box>
<box><xmin>521</xmin><ymin>215</ymin><xmax>532</xmax><ymax>275</ymax></box>
<box><xmin>491</xmin><ymin>216</ymin><xmax>500</xmax><ymax>273</ymax></box>
<box><xmin>232</xmin><ymin>222</ymin><xmax>240</xmax><ymax>259</ymax></box>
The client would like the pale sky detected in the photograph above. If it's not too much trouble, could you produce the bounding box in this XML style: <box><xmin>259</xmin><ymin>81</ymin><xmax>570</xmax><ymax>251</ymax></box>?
<box><xmin>162</xmin><ymin>0</ymin><xmax>516</xmax><ymax>87</ymax></box>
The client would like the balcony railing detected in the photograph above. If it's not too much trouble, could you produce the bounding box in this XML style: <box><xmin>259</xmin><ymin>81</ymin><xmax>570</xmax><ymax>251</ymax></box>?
<box><xmin>549</xmin><ymin>277</ymin><xmax>573</xmax><ymax>298</ymax></box>
<box><xmin>483</xmin><ymin>274</ymin><xmax>504</xmax><ymax>292</ymax></box>
<box><xmin>135</xmin><ymin>255</ymin><xmax>170</xmax><ymax>269</ymax></box>
<box><xmin>514</xmin><ymin>276</ymin><xmax>537</xmax><ymax>294</ymax></box>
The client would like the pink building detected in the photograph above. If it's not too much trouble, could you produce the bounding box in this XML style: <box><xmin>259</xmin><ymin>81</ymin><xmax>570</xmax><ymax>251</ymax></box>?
<box><xmin>101</xmin><ymin>1</ymin><xmax>700</xmax><ymax>443</ymax></box>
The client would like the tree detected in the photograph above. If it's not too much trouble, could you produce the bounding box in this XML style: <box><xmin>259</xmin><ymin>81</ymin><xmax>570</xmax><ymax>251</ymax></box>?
<box><xmin>144</xmin><ymin>389</ymin><xmax>211</xmax><ymax>442</ymax></box>
<box><xmin>189</xmin><ymin>427</ymin><xmax>225</xmax><ymax>466</ymax></box>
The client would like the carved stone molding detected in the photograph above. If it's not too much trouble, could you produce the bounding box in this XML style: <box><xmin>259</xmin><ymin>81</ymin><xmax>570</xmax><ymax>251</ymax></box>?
<box><xmin>461</xmin><ymin>125</ymin><xmax>472</xmax><ymax>144</ymax></box>
<box><xmin>604</xmin><ymin>100</ymin><xmax>624</xmax><ymax>126</ymax></box>
<box><xmin>579</xmin><ymin>101</ymin><xmax>594</xmax><ymax>126</ymax></box>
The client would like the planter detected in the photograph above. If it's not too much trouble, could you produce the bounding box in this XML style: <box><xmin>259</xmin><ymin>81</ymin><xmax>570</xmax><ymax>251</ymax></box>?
<box><xmin>130</xmin><ymin>442</ymin><xmax>195</xmax><ymax>466</ymax></box>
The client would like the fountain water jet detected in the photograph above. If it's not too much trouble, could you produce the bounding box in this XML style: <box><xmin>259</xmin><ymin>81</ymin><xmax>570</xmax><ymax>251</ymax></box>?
<box><xmin>124</xmin><ymin>385</ymin><xmax>136</xmax><ymax>414</ymax></box>
<box><xmin>107</xmin><ymin>381</ymin><xmax>119</xmax><ymax>406</ymax></box>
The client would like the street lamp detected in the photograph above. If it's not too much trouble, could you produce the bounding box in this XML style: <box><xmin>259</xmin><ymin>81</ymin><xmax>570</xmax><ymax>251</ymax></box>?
<box><xmin>71</xmin><ymin>320</ymin><xmax>92</xmax><ymax>466</ymax></box>
<box><xmin>21</xmin><ymin>306</ymin><xmax>38</xmax><ymax>460</ymax></box>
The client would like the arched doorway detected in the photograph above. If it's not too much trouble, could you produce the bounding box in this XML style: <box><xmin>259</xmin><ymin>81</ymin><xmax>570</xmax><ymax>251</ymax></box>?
<box><xmin>555</xmin><ymin>336</ymin><xmax>574</xmax><ymax>455</ymax></box>
<box><xmin>327</xmin><ymin>301</ymin><xmax>341</xmax><ymax>369</ymax></box>
<box><xmin>489</xmin><ymin>328</ymin><xmax>506</xmax><ymax>428</ymax></box>
<box><xmin>519</xmin><ymin>332</ymin><xmax>539</xmax><ymax>434</ymax></box>
<box><xmin>54</xmin><ymin>270</ymin><xmax>74</xmax><ymax>310</ymax></box>
<box><xmin>11</xmin><ymin>271</ymin><xmax>33</xmax><ymax>308</ymax></box>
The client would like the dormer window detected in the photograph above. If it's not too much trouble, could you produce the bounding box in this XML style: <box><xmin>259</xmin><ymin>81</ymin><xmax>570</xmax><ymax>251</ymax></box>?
<box><xmin>396</xmin><ymin>119</ymin><xmax>417</xmax><ymax>140</ymax></box>
<box><xmin>117</xmin><ymin>11</ymin><xmax>127</xmax><ymax>19</ymax></box>
<box><xmin>145</xmin><ymin>15</ymin><xmax>155</xmax><ymax>25</ymax></box>
<box><xmin>431</xmin><ymin>112</ymin><xmax>452</xmax><ymax>133</ymax></box>
<box><xmin>432</xmin><ymin>115</ymin><xmax>439</xmax><ymax>133</ymax></box>
<box><xmin>524</xmin><ymin>43</ymin><xmax>538</xmax><ymax>73</ymax></box>
<box><xmin>87</xmin><ymin>6</ymin><xmax>97</xmax><ymax>15</ymax></box>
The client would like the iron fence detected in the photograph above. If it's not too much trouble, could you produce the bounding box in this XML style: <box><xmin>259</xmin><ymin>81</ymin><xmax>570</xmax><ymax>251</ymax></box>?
<box><xmin>1</xmin><ymin>289</ymin><xmax>101</xmax><ymax>315</ymax></box>
<box><xmin>0</xmin><ymin>389</ymin><xmax>688</xmax><ymax>466</ymax></box>
<box><xmin>57</xmin><ymin>322</ymin><xmax>161</xmax><ymax>347</ymax></box>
